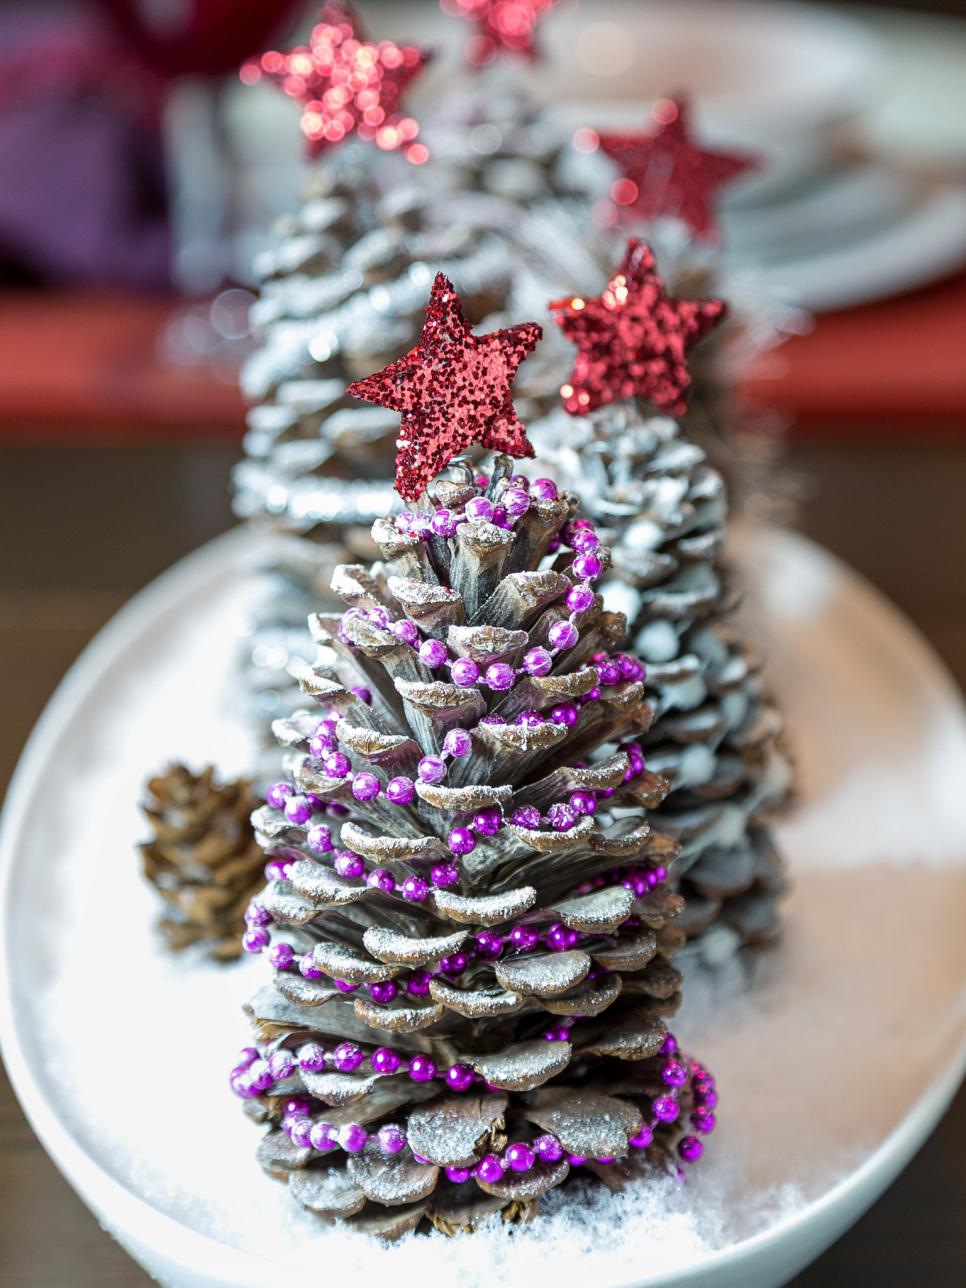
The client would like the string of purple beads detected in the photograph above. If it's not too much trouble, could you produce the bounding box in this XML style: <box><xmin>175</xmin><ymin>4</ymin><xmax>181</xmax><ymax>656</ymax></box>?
<box><xmin>246</xmin><ymin>860</ymin><xmax>669</xmax><ymax>1000</ymax></box>
<box><xmin>232</xmin><ymin>1034</ymin><xmax>716</xmax><ymax>1174</ymax></box>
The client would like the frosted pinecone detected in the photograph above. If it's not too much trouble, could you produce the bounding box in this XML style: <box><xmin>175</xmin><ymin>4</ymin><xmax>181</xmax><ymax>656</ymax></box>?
<box><xmin>531</xmin><ymin>407</ymin><xmax>792</xmax><ymax>963</ymax></box>
<box><xmin>231</xmin><ymin>456</ymin><xmax>718</xmax><ymax>1236</ymax></box>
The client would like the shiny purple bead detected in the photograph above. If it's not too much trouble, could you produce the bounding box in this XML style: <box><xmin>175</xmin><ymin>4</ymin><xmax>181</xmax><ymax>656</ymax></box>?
<box><xmin>406</xmin><ymin>970</ymin><xmax>431</xmax><ymax>996</ymax></box>
<box><xmin>522</xmin><ymin>646</ymin><xmax>553</xmax><ymax>676</ymax></box>
<box><xmin>445</xmin><ymin>1165</ymin><xmax>472</xmax><ymax>1183</ymax></box>
<box><xmin>390</xmin><ymin>619</ymin><xmax>419</xmax><ymax>646</ymax></box>
<box><xmin>571</xmin><ymin>527</ymin><xmax>600</xmax><ymax>553</ymax></box>
<box><xmin>511</xmin><ymin>805</ymin><xmax>541</xmax><ymax>828</ymax></box>
<box><xmin>419</xmin><ymin>638</ymin><xmax>449</xmax><ymax>669</ymax></box>
<box><xmin>264</xmin><ymin>858</ymin><xmax>290</xmax><ymax>882</ymax></box>
<box><xmin>450</xmin><ymin>656</ymin><xmax>480</xmax><ymax>686</ymax></box>
<box><xmin>339</xmin><ymin>1123</ymin><xmax>368</xmax><ymax>1154</ymax></box>
<box><xmin>351</xmin><ymin>686</ymin><xmax>372</xmax><ymax>705</ymax></box>
<box><xmin>629</xmin><ymin>1124</ymin><xmax>654</xmax><ymax>1149</ymax></box>
<box><xmin>697</xmin><ymin>1088</ymin><xmax>719</xmax><ymax>1110</ymax></box>
<box><xmin>475</xmin><ymin>930</ymin><xmax>504</xmax><ymax>959</ymax></box>
<box><xmin>465</xmin><ymin>496</ymin><xmax>494</xmax><ymax>522</ymax></box>
<box><xmin>334</xmin><ymin>851</ymin><xmax>364</xmax><ymax>879</ymax></box>
<box><xmin>298</xmin><ymin>1043</ymin><xmax>326</xmax><ymax>1073</ymax></box>
<box><xmin>369</xmin><ymin>980</ymin><xmax>398</xmax><ymax>1005</ymax></box>
<box><xmin>245</xmin><ymin>902</ymin><xmax>272</xmax><ymax>927</ymax></box>
<box><xmin>306</xmin><ymin>823</ymin><xmax>333</xmax><ymax>853</ymax></box>
<box><xmin>386</xmin><ymin>776</ymin><xmax>416</xmax><ymax>805</ymax></box>
<box><xmin>309</xmin><ymin>1121</ymin><xmax>336</xmax><ymax>1151</ymax></box>
<box><xmin>533</xmin><ymin>1133</ymin><xmax>563</xmax><ymax>1162</ymax></box>
<box><xmin>547</xmin><ymin>923</ymin><xmax>578</xmax><ymax>951</ymax></box>
<box><xmin>572</xmin><ymin>553</ymin><xmax>602</xmax><ymax>580</ymax></box>
<box><xmin>569</xmin><ymin>790</ymin><xmax>597</xmax><ymax>815</ymax></box>
<box><xmin>402</xmin><ymin>876</ymin><xmax>428</xmax><ymax>902</ymax></box>
<box><xmin>323</xmin><ymin>752</ymin><xmax>351</xmax><ymax>779</ymax></box>
<box><xmin>619</xmin><ymin>654</ymin><xmax>645</xmax><ymax>681</ymax></box>
<box><xmin>367</xmin><ymin>867</ymin><xmax>396</xmax><ymax>893</ymax></box>
<box><xmin>268</xmin><ymin>1049</ymin><xmax>296</xmax><ymax>1081</ymax></box>
<box><xmin>431</xmin><ymin>862</ymin><xmax>460</xmax><ymax>889</ymax></box>
<box><xmin>371</xmin><ymin>1046</ymin><xmax>401</xmax><ymax>1075</ymax></box>
<box><xmin>332</xmin><ymin>1042</ymin><xmax>362</xmax><ymax>1072</ymax></box>
<box><xmin>448</xmin><ymin>826</ymin><xmax>476</xmax><ymax>856</ymax></box>
<box><xmin>445</xmin><ymin>1063</ymin><xmax>474</xmax><ymax>1092</ymax></box>
<box><xmin>566</xmin><ymin>585</ymin><xmax>595</xmax><ymax>614</ymax></box>
<box><xmin>265</xmin><ymin>782</ymin><xmax>294</xmax><ymax>810</ymax></box>
<box><xmin>502</xmin><ymin>487</ymin><xmax>530</xmax><ymax>517</ymax></box>
<box><xmin>510</xmin><ymin>924</ymin><xmax>539</xmax><ymax>952</ymax></box>
<box><xmin>334</xmin><ymin>979</ymin><xmax>359</xmax><ymax>993</ymax></box>
<box><xmin>530</xmin><ymin>478</ymin><xmax>558</xmax><ymax>500</ymax></box>
<box><xmin>662</xmin><ymin>1060</ymin><xmax>688</xmax><ymax>1087</ymax></box>
<box><xmin>548</xmin><ymin>620</ymin><xmax>578</xmax><ymax>650</ymax></box>
<box><xmin>546</xmin><ymin>803</ymin><xmax>576</xmax><ymax>832</ymax></box>
<box><xmin>443</xmin><ymin>728</ymin><xmax>472</xmax><ymax>758</ymax></box>
<box><xmin>691</xmin><ymin>1111</ymin><xmax>716</xmax><ymax>1134</ymax></box>
<box><xmin>597</xmin><ymin>660</ymin><xmax>621</xmax><ymax>686</ymax></box>
<box><xmin>377</xmin><ymin>1124</ymin><xmax>406</xmax><ymax>1155</ymax></box>
<box><xmin>678</xmin><ymin>1135</ymin><xmax>704</xmax><ymax>1163</ymax></box>
<box><xmin>516</xmin><ymin>710</ymin><xmax>544</xmax><ymax>728</ymax></box>
<box><xmin>472</xmin><ymin>806</ymin><xmax>501</xmax><ymax>836</ymax></box>
<box><xmin>298</xmin><ymin>954</ymin><xmax>323</xmax><ymax>979</ymax></box>
<box><xmin>660</xmin><ymin>1034</ymin><xmax>679</xmax><ymax>1056</ymax></box>
<box><xmin>242</xmin><ymin>927</ymin><xmax>269</xmax><ymax>954</ymax></box>
<box><xmin>505</xmin><ymin>1142</ymin><xmax>535</xmax><ymax>1173</ymax></box>
<box><xmin>268</xmin><ymin>942</ymin><xmax>294</xmax><ymax>971</ymax></box>
<box><xmin>476</xmin><ymin>1154</ymin><xmax>505</xmax><ymax>1184</ymax></box>
<box><xmin>351</xmin><ymin>772</ymin><xmax>380</xmax><ymax>801</ymax></box>
<box><xmin>484</xmin><ymin>662</ymin><xmax>515</xmax><ymax>691</ymax></box>
<box><xmin>439</xmin><ymin>952</ymin><xmax>468</xmax><ymax>977</ymax></box>
<box><xmin>653</xmin><ymin>1096</ymin><xmax>680</xmax><ymax>1123</ymax></box>
<box><xmin>408</xmin><ymin>1054</ymin><xmax>436</xmax><ymax>1083</ymax></box>
<box><xmin>550</xmin><ymin>701</ymin><xmax>578</xmax><ymax>727</ymax></box>
<box><xmin>284</xmin><ymin>795</ymin><xmax>313</xmax><ymax>825</ymax></box>
<box><xmin>289</xmin><ymin>1118</ymin><xmax>312</xmax><ymax>1148</ymax></box>
<box><xmin>431</xmin><ymin>509</ymin><xmax>458</xmax><ymax>538</ymax></box>
<box><xmin>417</xmin><ymin>755</ymin><xmax>447</xmax><ymax>784</ymax></box>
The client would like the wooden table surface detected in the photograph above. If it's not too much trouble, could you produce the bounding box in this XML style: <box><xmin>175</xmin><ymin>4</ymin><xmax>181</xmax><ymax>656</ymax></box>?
<box><xmin>1</xmin><ymin>437</ymin><xmax>964</xmax><ymax>1286</ymax></box>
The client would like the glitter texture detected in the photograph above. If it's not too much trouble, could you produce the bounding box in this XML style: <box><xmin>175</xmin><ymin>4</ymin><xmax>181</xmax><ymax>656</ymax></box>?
<box><xmin>441</xmin><ymin>0</ymin><xmax>560</xmax><ymax>66</ymax></box>
<box><xmin>591</xmin><ymin>96</ymin><xmax>759</xmax><ymax>239</ymax></box>
<box><xmin>347</xmin><ymin>273</ymin><xmax>541</xmax><ymax>501</ymax></box>
<box><xmin>241</xmin><ymin>2</ymin><xmax>432</xmax><ymax>161</ymax></box>
<box><xmin>550</xmin><ymin>239</ymin><xmax>726</xmax><ymax>417</ymax></box>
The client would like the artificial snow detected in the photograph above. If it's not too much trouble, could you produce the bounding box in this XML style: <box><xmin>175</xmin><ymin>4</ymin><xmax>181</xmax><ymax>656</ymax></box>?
<box><xmin>6</xmin><ymin>529</ymin><xmax>966</xmax><ymax>1286</ymax></box>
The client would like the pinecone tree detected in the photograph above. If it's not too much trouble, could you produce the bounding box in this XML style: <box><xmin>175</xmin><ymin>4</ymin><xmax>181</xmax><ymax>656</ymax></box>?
<box><xmin>229</xmin><ymin>281</ymin><xmax>718</xmax><ymax>1236</ymax></box>
<box><xmin>233</xmin><ymin>173</ymin><xmax>516</xmax><ymax>719</ymax></box>
<box><xmin>531</xmin><ymin>242</ymin><xmax>791</xmax><ymax>963</ymax></box>
<box><xmin>140</xmin><ymin>765</ymin><xmax>265</xmax><ymax>961</ymax></box>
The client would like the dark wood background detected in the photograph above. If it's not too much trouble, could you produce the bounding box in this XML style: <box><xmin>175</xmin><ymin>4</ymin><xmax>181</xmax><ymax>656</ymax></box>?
<box><xmin>1</xmin><ymin>436</ymin><xmax>964</xmax><ymax>1285</ymax></box>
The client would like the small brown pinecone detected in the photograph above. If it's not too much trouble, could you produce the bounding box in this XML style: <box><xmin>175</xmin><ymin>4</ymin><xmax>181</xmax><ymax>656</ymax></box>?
<box><xmin>140</xmin><ymin>765</ymin><xmax>265</xmax><ymax>961</ymax></box>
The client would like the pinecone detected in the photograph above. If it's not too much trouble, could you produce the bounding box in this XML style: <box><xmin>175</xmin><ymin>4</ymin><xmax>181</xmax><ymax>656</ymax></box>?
<box><xmin>231</xmin><ymin>456</ymin><xmax>718</xmax><ymax>1237</ymax></box>
<box><xmin>531</xmin><ymin>409</ymin><xmax>792</xmax><ymax>963</ymax></box>
<box><xmin>233</xmin><ymin>174</ymin><xmax>517</xmax><ymax>721</ymax></box>
<box><xmin>140</xmin><ymin>765</ymin><xmax>265</xmax><ymax>961</ymax></box>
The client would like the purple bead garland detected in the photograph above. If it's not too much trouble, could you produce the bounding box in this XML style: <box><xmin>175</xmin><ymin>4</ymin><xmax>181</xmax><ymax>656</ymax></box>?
<box><xmin>233</xmin><ymin>1041</ymin><xmax>716</xmax><ymax>1176</ymax></box>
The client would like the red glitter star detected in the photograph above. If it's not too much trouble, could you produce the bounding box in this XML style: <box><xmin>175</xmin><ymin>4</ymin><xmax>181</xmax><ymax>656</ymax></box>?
<box><xmin>240</xmin><ymin>3</ymin><xmax>432</xmax><ymax>161</ymax></box>
<box><xmin>550</xmin><ymin>239</ymin><xmax>726</xmax><ymax>417</ymax></box>
<box><xmin>348</xmin><ymin>273</ymin><xmax>542</xmax><ymax>501</ymax></box>
<box><xmin>589</xmin><ymin>96</ymin><xmax>759</xmax><ymax>240</ymax></box>
<box><xmin>440</xmin><ymin>0</ymin><xmax>560</xmax><ymax>66</ymax></box>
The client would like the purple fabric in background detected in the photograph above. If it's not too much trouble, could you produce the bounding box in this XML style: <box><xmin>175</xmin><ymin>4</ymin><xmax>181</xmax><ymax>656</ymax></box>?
<box><xmin>0</xmin><ymin>4</ymin><xmax>172</xmax><ymax>289</ymax></box>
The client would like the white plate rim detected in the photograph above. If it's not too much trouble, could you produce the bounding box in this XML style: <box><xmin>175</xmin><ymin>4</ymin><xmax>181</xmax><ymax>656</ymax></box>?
<box><xmin>0</xmin><ymin>525</ymin><xmax>964</xmax><ymax>1286</ymax></box>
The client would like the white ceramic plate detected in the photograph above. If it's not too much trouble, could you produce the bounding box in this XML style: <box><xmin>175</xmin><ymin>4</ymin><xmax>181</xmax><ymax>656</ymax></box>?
<box><xmin>1</xmin><ymin>527</ymin><xmax>965</xmax><ymax>1288</ymax></box>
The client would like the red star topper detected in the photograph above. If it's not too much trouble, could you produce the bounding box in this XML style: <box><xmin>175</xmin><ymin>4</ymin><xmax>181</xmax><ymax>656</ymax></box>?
<box><xmin>586</xmin><ymin>96</ymin><xmax>759</xmax><ymax>239</ymax></box>
<box><xmin>550</xmin><ymin>239</ymin><xmax>726</xmax><ymax>417</ymax></box>
<box><xmin>440</xmin><ymin>0</ymin><xmax>560</xmax><ymax>67</ymax></box>
<box><xmin>240</xmin><ymin>3</ymin><xmax>432</xmax><ymax>161</ymax></box>
<box><xmin>348</xmin><ymin>273</ymin><xmax>542</xmax><ymax>501</ymax></box>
